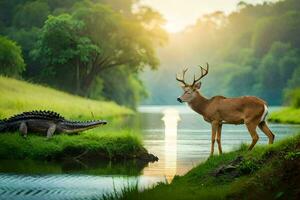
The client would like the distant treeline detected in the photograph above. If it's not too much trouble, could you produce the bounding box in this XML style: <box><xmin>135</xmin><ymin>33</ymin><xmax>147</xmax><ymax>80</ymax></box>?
<box><xmin>142</xmin><ymin>0</ymin><xmax>300</xmax><ymax>106</ymax></box>
<box><xmin>0</xmin><ymin>0</ymin><xmax>167</xmax><ymax>108</ymax></box>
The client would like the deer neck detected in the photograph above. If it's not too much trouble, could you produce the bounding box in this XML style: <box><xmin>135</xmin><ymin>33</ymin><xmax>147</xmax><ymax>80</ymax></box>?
<box><xmin>188</xmin><ymin>92</ymin><xmax>209</xmax><ymax>116</ymax></box>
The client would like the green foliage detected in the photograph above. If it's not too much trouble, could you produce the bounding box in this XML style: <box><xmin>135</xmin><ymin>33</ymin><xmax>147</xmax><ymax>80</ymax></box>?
<box><xmin>256</xmin><ymin>42</ymin><xmax>300</xmax><ymax>104</ymax></box>
<box><xmin>13</xmin><ymin>0</ymin><xmax>50</xmax><ymax>28</ymax></box>
<box><xmin>31</xmin><ymin>14</ymin><xmax>99</xmax><ymax>92</ymax></box>
<box><xmin>0</xmin><ymin>0</ymin><xmax>167</xmax><ymax>109</ymax></box>
<box><xmin>284</xmin><ymin>88</ymin><xmax>300</xmax><ymax>108</ymax></box>
<box><xmin>238</xmin><ymin>159</ymin><xmax>260</xmax><ymax>174</ymax></box>
<box><xmin>287</xmin><ymin>68</ymin><xmax>300</xmax><ymax>89</ymax></box>
<box><xmin>0</xmin><ymin>36</ymin><xmax>25</xmax><ymax>77</ymax></box>
<box><xmin>99</xmin><ymin>68</ymin><xmax>148</xmax><ymax>109</ymax></box>
<box><xmin>251</xmin><ymin>11</ymin><xmax>300</xmax><ymax>57</ymax></box>
<box><xmin>284</xmin><ymin>151</ymin><xmax>300</xmax><ymax>160</ymax></box>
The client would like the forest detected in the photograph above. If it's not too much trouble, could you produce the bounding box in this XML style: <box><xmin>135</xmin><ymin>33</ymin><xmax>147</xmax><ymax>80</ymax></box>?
<box><xmin>142</xmin><ymin>0</ymin><xmax>300</xmax><ymax>106</ymax></box>
<box><xmin>0</xmin><ymin>0</ymin><xmax>167</xmax><ymax>109</ymax></box>
<box><xmin>1</xmin><ymin>0</ymin><xmax>300</xmax><ymax>108</ymax></box>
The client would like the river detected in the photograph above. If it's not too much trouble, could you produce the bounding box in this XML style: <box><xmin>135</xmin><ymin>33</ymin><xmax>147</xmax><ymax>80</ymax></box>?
<box><xmin>0</xmin><ymin>106</ymin><xmax>299</xmax><ymax>200</ymax></box>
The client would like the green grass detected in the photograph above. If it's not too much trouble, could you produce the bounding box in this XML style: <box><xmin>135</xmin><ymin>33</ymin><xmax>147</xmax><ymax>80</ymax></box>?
<box><xmin>0</xmin><ymin>76</ymin><xmax>133</xmax><ymax>120</ymax></box>
<box><xmin>0</xmin><ymin>76</ymin><xmax>147</xmax><ymax>161</ymax></box>
<box><xmin>269</xmin><ymin>107</ymin><xmax>300</xmax><ymax>124</ymax></box>
<box><xmin>0</xmin><ymin>128</ymin><xmax>144</xmax><ymax>161</ymax></box>
<box><xmin>104</xmin><ymin>134</ymin><xmax>300</xmax><ymax>200</ymax></box>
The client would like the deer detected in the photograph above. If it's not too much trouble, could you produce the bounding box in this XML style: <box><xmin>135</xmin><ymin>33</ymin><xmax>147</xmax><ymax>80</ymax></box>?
<box><xmin>176</xmin><ymin>63</ymin><xmax>275</xmax><ymax>156</ymax></box>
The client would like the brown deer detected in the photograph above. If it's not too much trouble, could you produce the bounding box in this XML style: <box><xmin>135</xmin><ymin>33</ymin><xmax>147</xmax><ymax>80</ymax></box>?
<box><xmin>176</xmin><ymin>63</ymin><xmax>275</xmax><ymax>156</ymax></box>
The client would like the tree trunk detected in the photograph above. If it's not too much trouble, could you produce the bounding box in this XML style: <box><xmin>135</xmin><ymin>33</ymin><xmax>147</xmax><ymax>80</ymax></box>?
<box><xmin>81</xmin><ymin>64</ymin><xmax>101</xmax><ymax>93</ymax></box>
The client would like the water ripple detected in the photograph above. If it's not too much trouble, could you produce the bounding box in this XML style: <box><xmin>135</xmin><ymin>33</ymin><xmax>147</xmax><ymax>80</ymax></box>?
<box><xmin>0</xmin><ymin>174</ymin><xmax>163</xmax><ymax>200</ymax></box>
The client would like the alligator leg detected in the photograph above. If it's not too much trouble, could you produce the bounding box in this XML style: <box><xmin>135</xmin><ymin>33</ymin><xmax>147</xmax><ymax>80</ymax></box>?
<box><xmin>19</xmin><ymin>122</ymin><xmax>27</xmax><ymax>138</ymax></box>
<box><xmin>46</xmin><ymin>124</ymin><xmax>56</xmax><ymax>139</ymax></box>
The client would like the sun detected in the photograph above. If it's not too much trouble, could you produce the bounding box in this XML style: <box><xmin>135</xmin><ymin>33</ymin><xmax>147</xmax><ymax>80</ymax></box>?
<box><xmin>164</xmin><ymin>21</ymin><xmax>186</xmax><ymax>33</ymax></box>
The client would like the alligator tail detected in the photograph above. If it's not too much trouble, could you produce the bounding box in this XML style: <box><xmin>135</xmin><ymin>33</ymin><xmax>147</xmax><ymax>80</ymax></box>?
<box><xmin>61</xmin><ymin>119</ymin><xmax>108</xmax><ymax>133</ymax></box>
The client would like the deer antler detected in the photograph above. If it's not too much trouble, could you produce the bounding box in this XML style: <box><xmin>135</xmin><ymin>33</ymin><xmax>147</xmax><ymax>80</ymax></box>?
<box><xmin>176</xmin><ymin>68</ymin><xmax>188</xmax><ymax>86</ymax></box>
<box><xmin>192</xmin><ymin>63</ymin><xmax>209</xmax><ymax>86</ymax></box>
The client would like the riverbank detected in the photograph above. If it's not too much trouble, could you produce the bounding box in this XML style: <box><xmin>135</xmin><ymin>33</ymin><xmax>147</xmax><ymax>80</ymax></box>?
<box><xmin>0</xmin><ymin>129</ymin><xmax>158</xmax><ymax>162</ymax></box>
<box><xmin>0</xmin><ymin>76</ymin><xmax>157</xmax><ymax>163</ymax></box>
<box><xmin>269</xmin><ymin>107</ymin><xmax>300</xmax><ymax>124</ymax></box>
<box><xmin>104</xmin><ymin>133</ymin><xmax>300</xmax><ymax>200</ymax></box>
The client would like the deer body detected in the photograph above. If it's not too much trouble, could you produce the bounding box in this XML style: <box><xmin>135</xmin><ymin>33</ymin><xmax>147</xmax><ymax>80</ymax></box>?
<box><xmin>177</xmin><ymin>64</ymin><xmax>275</xmax><ymax>155</ymax></box>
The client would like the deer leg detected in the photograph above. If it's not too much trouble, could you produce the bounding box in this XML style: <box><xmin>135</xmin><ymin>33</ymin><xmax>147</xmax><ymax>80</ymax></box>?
<box><xmin>258</xmin><ymin>121</ymin><xmax>275</xmax><ymax>144</ymax></box>
<box><xmin>246</xmin><ymin>123</ymin><xmax>259</xmax><ymax>150</ymax></box>
<box><xmin>19</xmin><ymin>122</ymin><xmax>28</xmax><ymax>138</ymax></box>
<box><xmin>210</xmin><ymin>122</ymin><xmax>217</xmax><ymax>156</ymax></box>
<box><xmin>46</xmin><ymin>124</ymin><xmax>56</xmax><ymax>139</ymax></box>
<box><xmin>216</xmin><ymin>124</ymin><xmax>223</xmax><ymax>154</ymax></box>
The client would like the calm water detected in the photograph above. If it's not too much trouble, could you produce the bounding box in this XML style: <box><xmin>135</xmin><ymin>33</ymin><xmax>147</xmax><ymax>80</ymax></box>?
<box><xmin>1</xmin><ymin>106</ymin><xmax>300</xmax><ymax>200</ymax></box>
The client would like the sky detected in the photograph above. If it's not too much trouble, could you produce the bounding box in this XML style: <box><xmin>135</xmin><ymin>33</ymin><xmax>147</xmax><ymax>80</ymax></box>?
<box><xmin>139</xmin><ymin>0</ymin><xmax>276</xmax><ymax>33</ymax></box>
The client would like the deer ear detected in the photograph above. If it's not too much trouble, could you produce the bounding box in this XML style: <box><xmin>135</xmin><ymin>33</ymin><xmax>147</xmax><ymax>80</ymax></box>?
<box><xmin>194</xmin><ymin>82</ymin><xmax>201</xmax><ymax>89</ymax></box>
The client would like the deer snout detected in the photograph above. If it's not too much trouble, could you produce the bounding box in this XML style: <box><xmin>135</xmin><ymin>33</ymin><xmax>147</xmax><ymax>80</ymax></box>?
<box><xmin>177</xmin><ymin>97</ymin><xmax>183</xmax><ymax>103</ymax></box>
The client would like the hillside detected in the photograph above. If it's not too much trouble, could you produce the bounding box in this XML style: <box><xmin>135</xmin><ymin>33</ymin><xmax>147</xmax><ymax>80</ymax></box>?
<box><xmin>0</xmin><ymin>76</ymin><xmax>132</xmax><ymax>120</ymax></box>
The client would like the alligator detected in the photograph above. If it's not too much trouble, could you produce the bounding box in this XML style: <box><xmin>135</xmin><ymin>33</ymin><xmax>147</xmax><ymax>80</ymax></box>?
<box><xmin>0</xmin><ymin>110</ymin><xmax>107</xmax><ymax>138</ymax></box>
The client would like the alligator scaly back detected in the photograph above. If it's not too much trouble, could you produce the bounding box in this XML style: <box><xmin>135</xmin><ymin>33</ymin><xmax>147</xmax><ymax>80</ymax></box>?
<box><xmin>4</xmin><ymin>110</ymin><xmax>65</xmax><ymax>123</ymax></box>
<box><xmin>0</xmin><ymin>110</ymin><xmax>107</xmax><ymax>137</ymax></box>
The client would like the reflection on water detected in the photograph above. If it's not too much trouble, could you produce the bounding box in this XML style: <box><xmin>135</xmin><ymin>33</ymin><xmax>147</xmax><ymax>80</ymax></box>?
<box><xmin>0</xmin><ymin>159</ymin><xmax>147</xmax><ymax>176</ymax></box>
<box><xmin>162</xmin><ymin>108</ymin><xmax>180</xmax><ymax>182</ymax></box>
<box><xmin>0</xmin><ymin>173</ymin><xmax>161</xmax><ymax>200</ymax></box>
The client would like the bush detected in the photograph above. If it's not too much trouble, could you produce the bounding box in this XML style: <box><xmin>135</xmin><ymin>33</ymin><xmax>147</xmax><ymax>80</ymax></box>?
<box><xmin>284</xmin><ymin>88</ymin><xmax>300</xmax><ymax>108</ymax></box>
<box><xmin>0</xmin><ymin>35</ymin><xmax>25</xmax><ymax>77</ymax></box>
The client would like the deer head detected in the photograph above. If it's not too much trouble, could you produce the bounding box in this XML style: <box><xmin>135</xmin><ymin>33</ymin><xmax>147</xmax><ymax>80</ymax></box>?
<box><xmin>176</xmin><ymin>63</ymin><xmax>209</xmax><ymax>103</ymax></box>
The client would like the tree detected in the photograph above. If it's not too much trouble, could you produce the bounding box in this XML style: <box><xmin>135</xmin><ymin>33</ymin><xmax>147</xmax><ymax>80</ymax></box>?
<box><xmin>31</xmin><ymin>14</ymin><xmax>99</xmax><ymax>93</ymax></box>
<box><xmin>72</xmin><ymin>3</ymin><xmax>167</xmax><ymax>91</ymax></box>
<box><xmin>287</xmin><ymin>67</ymin><xmax>300</xmax><ymax>90</ymax></box>
<box><xmin>251</xmin><ymin>11</ymin><xmax>300</xmax><ymax>57</ymax></box>
<box><xmin>256</xmin><ymin>42</ymin><xmax>300</xmax><ymax>104</ymax></box>
<box><xmin>284</xmin><ymin>88</ymin><xmax>300</xmax><ymax>108</ymax></box>
<box><xmin>13</xmin><ymin>0</ymin><xmax>50</xmax><ymax>28</ymax></box>
<box><xmin>0</xmin><ymin>36</ymin><xmax>25</xmax><ymax>77</ymax></box>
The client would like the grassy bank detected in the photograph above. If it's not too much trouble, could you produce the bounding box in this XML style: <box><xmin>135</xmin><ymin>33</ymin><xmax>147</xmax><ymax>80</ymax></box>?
<box><xmin>269</xmin><ymin>107</ymin><xmax>300</xmax><ymax>124</ymax></box>
<box><xmin>105</xmin><ymin>133</ymin><xmax>300</xmax><ymax>200</ymax></box>
<box><xmin>0</xmin><ymin>129</ymin><xmax>145</xmax><ymax>160</ymax></box>
<box><xmin>0</xmin><ymin>76</ymin><xmax>154</xmax><ymax>162</ymax></box>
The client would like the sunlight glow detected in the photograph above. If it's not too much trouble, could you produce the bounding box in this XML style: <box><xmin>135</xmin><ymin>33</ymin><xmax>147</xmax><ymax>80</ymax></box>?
<box><xmin>140</xmin><ymin>0</ymin><xmax>276</xmax><ymax>33</ymax></box>
<box><xmin>162</xmin><ymin>108</ymin><xmax>180</xmax><ymax>182</ymax></box>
